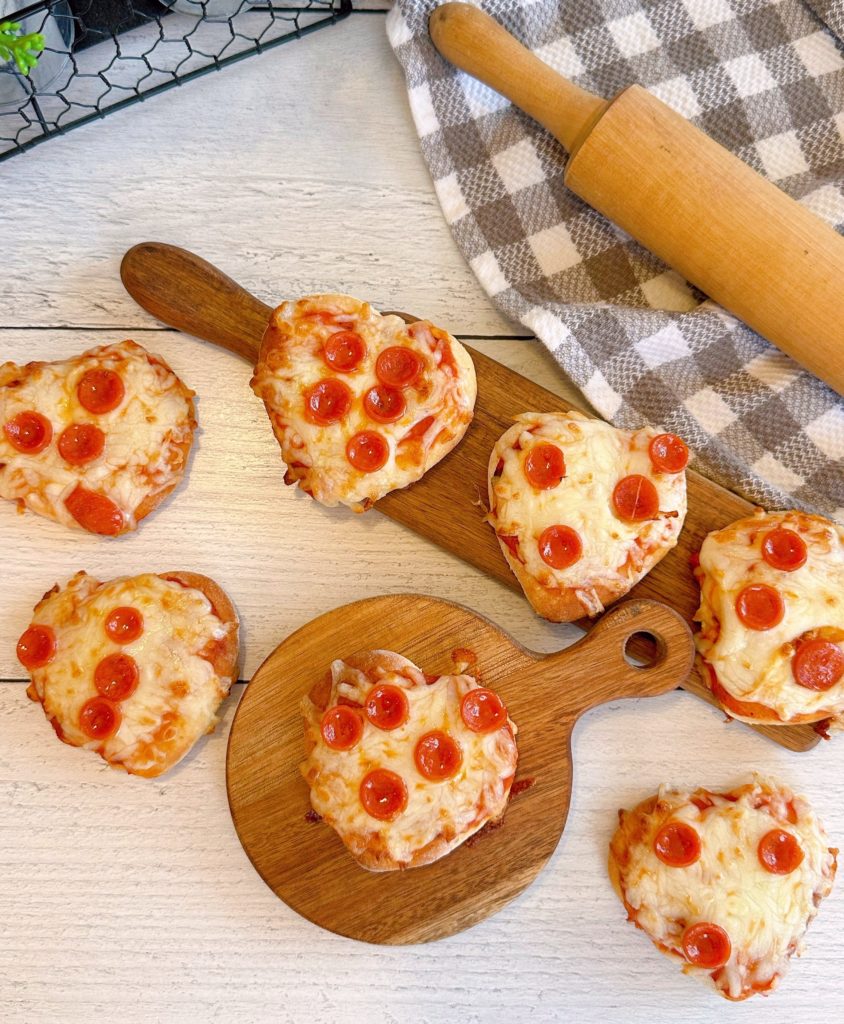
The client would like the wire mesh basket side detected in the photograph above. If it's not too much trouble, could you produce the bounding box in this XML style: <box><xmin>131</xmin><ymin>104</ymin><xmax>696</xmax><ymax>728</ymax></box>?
<box><xmin>0</xmin><ymin>0</ymin><xmax>351</xmax><ymax>160</ymax></box>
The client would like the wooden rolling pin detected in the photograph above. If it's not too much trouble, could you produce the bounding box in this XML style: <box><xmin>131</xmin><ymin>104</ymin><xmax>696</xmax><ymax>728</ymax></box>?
<box><xmin>429</xmin><ymin>3</ymin><xmax>844</xmax><ymax>397</ymax></box>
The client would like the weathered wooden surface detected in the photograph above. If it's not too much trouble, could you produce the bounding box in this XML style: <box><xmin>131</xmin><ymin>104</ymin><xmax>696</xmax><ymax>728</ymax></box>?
<box><xmin>1</xmin><ymin>10</ymin><xmax>842</xmax><ymax>1024</ymax></box>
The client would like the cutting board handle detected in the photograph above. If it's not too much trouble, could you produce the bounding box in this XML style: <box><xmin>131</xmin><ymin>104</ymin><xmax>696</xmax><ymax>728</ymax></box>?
<box><xmin>120</xmin><ymin>242</ymin><xmax>270</xmax><ymax>363</ymax></box>
<box><xmin>528</xmin><ymin>599</ymin><xmax>695</xmax><ymax>718</ymax></box>
<box><xmin>429</xmin><ymin>2</ymin><xmax>607</xmax><ymax>152</ymax></box>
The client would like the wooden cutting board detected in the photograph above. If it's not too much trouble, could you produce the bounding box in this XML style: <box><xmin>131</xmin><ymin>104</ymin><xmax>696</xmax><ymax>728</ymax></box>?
<box><xmin>120</xmin><ymin>242</ymin><xmax>819</xmax><ymax>752</ymax></box>
<box><xmin>226</xmin><ymin>593</ymin><xmax>695</xmax><ymax>943</ymax></box>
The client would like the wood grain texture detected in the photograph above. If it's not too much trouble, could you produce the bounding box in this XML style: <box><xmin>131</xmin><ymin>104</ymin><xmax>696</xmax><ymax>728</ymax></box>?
<box><xmin>0</xmin><ymin>16</ymin><xmax>517</xmax><ymax>337</ymax></box>
<box><xmin>2</xmin><ymin>13</ymin><xmax>842</xmax><ymax>1024</ymax></box>
<box><xmin>118</xmin><ymin>243</ymin><xmax>819</xmax><ymax>751</ymax></box>
<box><xmin>2</xmin><ymin>678</ymin><xmax>842</xmax><ymax>1024</ymax></box>
<box><xmin>432</xmin><ymin>4</ymin><xmax>844</xmax><ymax>397</ymax></box>
<box><xmin>227</xmin><ymin>594</ymin><xmax>694</xmax><ymax>943</ymax></box>
<box><xmin>0</xmin><ymin>329</ymin><xmax>585</xmax><ymax>683</ymax></box>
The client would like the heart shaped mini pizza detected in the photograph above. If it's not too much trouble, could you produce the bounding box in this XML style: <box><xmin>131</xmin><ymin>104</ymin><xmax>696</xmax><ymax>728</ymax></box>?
<box><xmin>0</xmin><ymin>340</ymin><xmax>196</xmax><ymax>536</ymax></box>
<box><xmin>301</xmin><ymin>650</ymin><xmax>517</xmax><ymax>870</ymax></box>
<box><xmin>250</xmin><ymin>295</ymin><xmax>476</xmax><ymax>511</ymax></box>
<box><xmin>694</xmin><ymin>509</ymin><xmax>844</xmax><ymax>732</ymax></box>
<box><xmin>609</xmin><ymin>777</ymin><xmax>837</xmax><ymax>1000</ymax></box>
<box><xmin>19</xmin><ymin>570</ymin><xmax>239</xmax><ymax>777</ymax></box>
<box><xmin>487</xmin><ymin>411</ymin><xmax>688</xmax><ymax>621</ymax></box>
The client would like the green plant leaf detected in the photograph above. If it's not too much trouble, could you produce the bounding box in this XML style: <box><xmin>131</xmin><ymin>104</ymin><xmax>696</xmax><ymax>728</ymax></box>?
<box><xmin>0</xmin><ymin>20</ymin><xmax>46</xmax><ymax>75</ymax></box>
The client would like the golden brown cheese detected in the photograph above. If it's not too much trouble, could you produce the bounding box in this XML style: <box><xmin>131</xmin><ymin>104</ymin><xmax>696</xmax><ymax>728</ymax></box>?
<box><xmin>0</xmin><ymin>340</ymin><xmax>195</xmax><ymax>534</ymax></box>
<box><xmin>301</xmin><ymin>650</ymin><xmax>517</xmax><ymax>870</ymax></box>
<box><xmin>609</xmin><ymin>777</ymin><xmax>837</xmax><ymax>1000</ymax></box>
<box><xmin>22</xmin><ymin>571</ymin><xmax>237</xmax><ymax>777</ymax></box>
<box><xmin>694</xmin><ymin>510</ymin><xmax>844</xmax><ymax>728</ymax></box>
<box><xmin>251</xmin><ymin>295</ymin><xmax>476</xmax><ymax>511</ymax></box>
<box><xmin>488</xmin><ymin>412</ymin><xmax>687</xmax><ymax>620</ymax></box>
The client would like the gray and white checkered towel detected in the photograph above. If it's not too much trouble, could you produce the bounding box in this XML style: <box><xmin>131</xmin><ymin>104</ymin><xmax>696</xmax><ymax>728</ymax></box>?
<box><xmin>387</xmin><ymin>0</ymin><xmax>844</xmax><ymax>522</ymax></box>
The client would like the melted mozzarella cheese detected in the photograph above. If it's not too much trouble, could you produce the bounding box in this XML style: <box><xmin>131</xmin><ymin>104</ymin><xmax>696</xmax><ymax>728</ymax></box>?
<box><xmin>250</xmin><ymin>295</ymin><xmax>476</xmax><ymax>511</ymax></box>
<box><xmin>695</xmin><ymin>510</ymin><xmax>844</xmax><ymax>725</ymax></box>
<box><xmin>301</xmin><ymin>651</ymin><xmax>518</xmax><ymax>869</ymax></box>
<box><xmin>26</xmin><ymin>572</ymin><xmax>234</xmax><ymax>776</ymax></box>
<box><xmin>0</xmin><ymin>340</ymin><xmax>195</xmax><ymax>532</ymax></box>
<box><xmin>615</xmin><ymin>778</ymin><xmax>836</xmax><ymax>1000</ymax></box>
<box><xmin>488</xmin><ymin>412</ymin><xmax>686</xmax><ymax>615</ymax></box>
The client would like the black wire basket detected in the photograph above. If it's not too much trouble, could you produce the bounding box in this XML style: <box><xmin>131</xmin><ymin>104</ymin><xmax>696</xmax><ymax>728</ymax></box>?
<box><xmin>0</xmin><ymin>0</ymin><xmax>350</xmax><ymax>161</ymax></box>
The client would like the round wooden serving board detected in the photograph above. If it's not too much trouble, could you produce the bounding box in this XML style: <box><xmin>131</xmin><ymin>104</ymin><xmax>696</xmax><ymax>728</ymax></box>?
<box><xmin>226</xmin><ymin>593</ymin><xmax>694</xmax><ymax>944</ymax></box>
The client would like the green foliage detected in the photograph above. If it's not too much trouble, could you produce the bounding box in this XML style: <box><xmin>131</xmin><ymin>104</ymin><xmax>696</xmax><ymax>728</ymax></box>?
<box><xmin>0</xmin><ymin>20</ymin><xmax>46</xmax><ymax>75</ymax></box>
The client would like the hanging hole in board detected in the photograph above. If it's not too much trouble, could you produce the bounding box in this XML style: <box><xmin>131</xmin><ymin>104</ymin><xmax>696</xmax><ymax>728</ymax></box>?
<box><xmin>624</xmin><ymin>630</ymin><xmax>664</xmax><ymax>668</ymax></box>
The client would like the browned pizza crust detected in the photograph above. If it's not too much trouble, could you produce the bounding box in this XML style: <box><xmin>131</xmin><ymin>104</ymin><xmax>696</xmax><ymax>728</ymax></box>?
<box><xmin>700</xmin><ymin>657</ymin><xmax>836</xmax><ymax>729</ymax></box>
<box><xmin>500</xmin><ymin>545</ymin><xmax>631</xmax><ymax>622</ymax></box>
<box><xmin>131</xmin><ymin>423</ymin><xmax>196</xmax><ymax>530</ymax></box>
<box><xmin>608</xmin><ymin>793</ymin><xmax>659</xmax><ymax>908</ymax></box>
<box><xmin>126</xmin><ymin>349</ymin><xmax>197</xmax><ymax>530</ymax></box>
<box><xmin>160</xmin><ymin>571</ymin><xmax>240</xmax><ymax>683</ymax></box>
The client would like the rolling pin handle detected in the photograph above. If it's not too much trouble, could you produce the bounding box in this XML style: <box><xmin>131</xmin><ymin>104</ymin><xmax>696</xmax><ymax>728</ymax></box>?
<box><xmin>429</xmin><ymin>3</ymin><xmax>607</xmax><ymax>153</ymax></box>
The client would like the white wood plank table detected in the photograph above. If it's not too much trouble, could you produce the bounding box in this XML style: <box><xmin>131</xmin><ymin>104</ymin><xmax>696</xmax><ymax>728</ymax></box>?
<box><xmin>1</xmin><ymin>9</ymin><xmax>842</xmax><ymax>1023</ymax></box>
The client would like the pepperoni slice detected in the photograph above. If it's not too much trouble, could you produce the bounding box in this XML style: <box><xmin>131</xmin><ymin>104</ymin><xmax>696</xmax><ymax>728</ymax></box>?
<box><xmin>792</xmin><ymin>639</ymin><xmax>844</xmax><ymax>691</ymax></box>
<box><xmin>414</xmin><ymin>730</ymin><xmax>463</xmax><ymax>781</ymax></box>
<box><xmin>359</xmin><ymin>768</ymin><xmax>407</xmax><ymax>821</ymax></box>
<box><xmin>375</xmin><ymin>346</ymin><xmax>423</xmax><ymax>388</ymax></box>
<box><xmin>761</xmin><ymin>527</ymin><xmax>807</xmax><ymax>572</ymax></box>
<box><xmin>538</xmin><ymin>525</ymin><xmax>582</xmax><ymax>570</ymax></box>
<box><xmin>320</xmin><ymin>705</ymin><xmax>364</xmax><ymax>751</ymax></box>
<box><xmin>653</xmin><ymin>821</ymin><xmax>701</xmax><ymax>867</ymax></box>
<box><xmin>648</xmin><ymin>433</ymin><xmax>689</xmax><ymax>474</ymax></box>
<box><xmin>304</xmin><ymin>378</ymin><xmax>352</xmax><ymax>425</ymax></box>
<box><xmin>363</xmin><ymin>385</ymin><xmax>406</xmax><ymax>424</ymax></box>
<box><xmin>346</xmin><ymin>431</ymin><xmax>388</xmax><ymax>473</ymax></box>
<box><xmin>735</xmin><ymin>584</ymin><xmax>784</xmax><ymax>631</ymax></box>
<box><xmin>3</xmin><ymin>411</ymin><xmax>52</xmax><ymax>454</ymax></box>
<box><xmin>94</xmin><ymin>653</ymin><xmax>140</xmax><ymax>701</ymax></box>
<box><xmin>57</xmin><ymin>423</ymin><xmax>105</xmax><ymax>466</ymax></box>
<box><xmin>523</xmin><ymin>443</ymin><xmax>566</xmax><ymax>490</ymax></box>
<box><xmin>461</xmin><ymin>688</ymin><xmax>507</xmax><ymax>733</ymax></box>
<box><xmin>612</xmin><ymin>475</ymin><xmax>659</xmax><ymax>522</ymax></box>
<box><xmin>681</xmin><ymin>923</ymin><xmax>731</xmax><ymax>969</ymax></box>
<box><xmin>323</xmin><ymin>331</ymin><xmax>366</xmax><ymax>372</ymax></box>
<box><xmin>104</xmin><ymin>607</ymin><xmax>144</xmax><ymax>645</ymax></box>
<box><xmin>758</xmin><ymin>829</ymin><xmax>804</xmax><ymax>875</ymax></box>
<box><xmin>77</xmin><ymin>369</ymin><xmax>125</xmax><ymax>414</ymax></box>
<box><xmin>16</xmin><ymin>625</ymin><xmax>56</xmax><ymax>669</ymax></box>
<box><xmin>64</xmin><ymin>485</ymin><xmax>125</xmax><ymax>536</ymax></box>
<box><xmin>79</xmin><ymin>697</ymin><xmax>121</xmax><ymax>739</ymax></box>
<box><xmin>364</xmin><ymin>684</ymin><xmax>409</xmax><ymax>731</ymax></box>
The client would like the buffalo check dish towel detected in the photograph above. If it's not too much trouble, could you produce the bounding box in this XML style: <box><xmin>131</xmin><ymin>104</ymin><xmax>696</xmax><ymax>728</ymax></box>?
<box><xmin>387</xmin><ymin>0</ymin><xmax>844</xmax><ymax>521</ymax></box>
